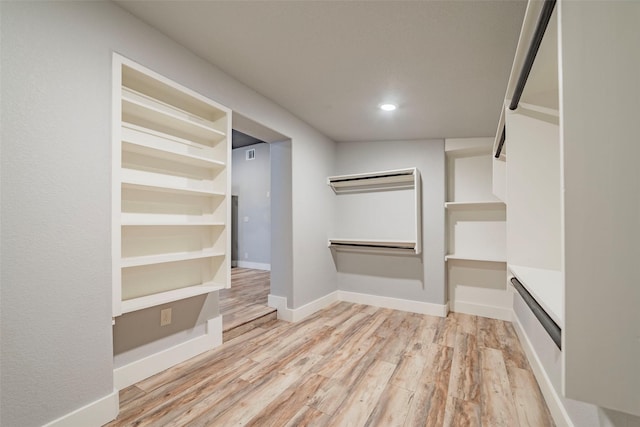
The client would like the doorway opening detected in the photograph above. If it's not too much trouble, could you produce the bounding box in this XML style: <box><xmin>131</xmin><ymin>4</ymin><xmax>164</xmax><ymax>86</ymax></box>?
<box><xmin>220</xmin><ymin>114</ymin><xmax>291</xmax><ymax>341</ymax></box>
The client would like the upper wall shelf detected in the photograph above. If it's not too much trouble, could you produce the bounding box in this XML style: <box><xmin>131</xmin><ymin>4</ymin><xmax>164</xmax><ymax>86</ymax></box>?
<box><xmin>328</xmin><ymin>168</ymin><xmax>417</xmax><ymax>193</ymax></box>
<box><xmin>445</xmin><ymin>201</ymin><xmax>505</xmax><ymax>210</ymax></box>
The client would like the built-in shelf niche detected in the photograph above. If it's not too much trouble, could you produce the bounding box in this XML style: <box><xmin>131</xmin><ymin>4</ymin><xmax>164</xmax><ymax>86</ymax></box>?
<box><xmin>445</xmin><ymin>139</ymin><xmax>506</xmax><ymax>263</ymax></box>
<box><xmin>112</xmin><ymin>54</ymin><xmax>231</xmax><ymax>317</ymax></box>
<box><xmin>328</xmin><ymin>168</ymin><xmax>421</xmax><ymax>254</ymax></box>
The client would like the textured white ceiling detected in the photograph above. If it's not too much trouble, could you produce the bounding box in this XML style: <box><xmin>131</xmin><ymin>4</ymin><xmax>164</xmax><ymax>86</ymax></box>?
<box><xmin>115</xmin><ymin>0</ymin><xmax>526</xmax><ymax>142</ymax></box>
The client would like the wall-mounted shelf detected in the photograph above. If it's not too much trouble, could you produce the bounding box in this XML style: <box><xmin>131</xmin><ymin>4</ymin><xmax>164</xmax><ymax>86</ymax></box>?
<box><xmin>445</xmin><ymin>254</ymin><xmax>506</xmax><ymax>263</ymax></box>
<box><xmin>328</xmin><ymin>168</ymin><xmax>416</xmax><ymax>193</ymax></box>
<box><xmin>112</xmin><ymin>55</ymin><xmax>231</xmax><ymax>317</ymax></box>
<box><xmin>328</xmin><ymin>239</ymin><xmax>417</xmax><ymax>253</ymax></box>
<box><xmin>327</xmin><ymin>168</ymin><xmax>421</xmax><ymax>255</ymax></box>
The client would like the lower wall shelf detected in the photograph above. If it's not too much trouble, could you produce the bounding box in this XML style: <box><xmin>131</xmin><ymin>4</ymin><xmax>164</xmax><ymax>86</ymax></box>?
<box><xmin>445</xmin><ymin>253</ymin><xmax>506</xmax><ymax>263</ymax></box>
<box><xmin>121</xmin><ymin>283</ymin><xmax>224</xmax><ymax>314</ymax></box>
<box><xmin>328</xmin><ymin>238</ymin><xmax>418</xmax><ymax>254</ymax></box>
<box><xmin>508</xmin><ymin>264</ymin><xmax>563</xmax><ymax>328</ymax></box>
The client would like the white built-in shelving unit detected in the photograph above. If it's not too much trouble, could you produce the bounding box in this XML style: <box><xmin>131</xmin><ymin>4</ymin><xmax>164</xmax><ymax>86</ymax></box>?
<box><xmin>112</xmin><ymin>54</ymin><xmax>231</xmax><ymax>317</ymax></box>
<box><xmin>445</xmin><ymin>138</ymin><xmax>510</xmax><ymax>320</ymax></box>
<box><xmin>328</xmin><ymin>168</ymin><xmax>421</xmax><ymax>254</ymax></box>
<box><xmin>445</xmin><ymin>139</ymin><xmax>506</xmax><ymax>264</ymax></box>
<box><xmin>495</xmin><ymin>1</ymin><xmax>640</xmax><ymax>420</ymax></box>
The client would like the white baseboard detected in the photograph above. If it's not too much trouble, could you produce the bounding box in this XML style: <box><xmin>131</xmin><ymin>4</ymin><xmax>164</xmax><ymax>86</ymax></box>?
<box><xmin>236</xmin><ymin>261</ymin><xmax>270</xmax><ymax>271</ymax></box>
<box><xmin>270</xmin><ymin>291</ymin><xmax>448</xmax><ymax>323</ymax></box>
<box><xmin>268</xmin><ymin>292</ymin><xmax>339</xmax><ymax>322</ymax></box>
<box><xmin>451</xmin><ymin>300</ymin><xmax>513</xmax><ymax>321</ymax></box>
<box><xmin>512</xmin><ymin>312</ymin><xmax>573</xmax><ymax>427</ymax></box>
<box><xmin>338</xmin><ymin>291</ymin><xmax>449</xmax><ymax>317</ymax></box>
<box><xmin>113</xmin><ymin>315</ymin><xmax>222</xmax><ymax>390</ymax></box>
<box><xmin>268</xmin><ymin>294</ymin><xmax>292</xmax><ymax>321</ymax></box>
<box><xmin>44</xmin><ymin>389</ymin><xmax>119</xmax><ymax>427</ymax></box>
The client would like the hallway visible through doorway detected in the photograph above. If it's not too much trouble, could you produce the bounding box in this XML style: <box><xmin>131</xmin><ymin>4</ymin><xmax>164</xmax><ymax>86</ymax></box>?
<box><xmin>220</xmin><ymin>268</ymin><xmax>276</xmax><ymax>341</ymax></box>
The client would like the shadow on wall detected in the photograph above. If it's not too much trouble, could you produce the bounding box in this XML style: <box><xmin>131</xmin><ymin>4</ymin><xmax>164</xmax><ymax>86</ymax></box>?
<box><xmin>113</xmin><ymin>294</ymin><xmax>214</xmax><ymax>356</ymax></box>
<box><xmin>331</xmin><ymin>250</ymin><xmax>423</xmax><ymax>282</ymax></box>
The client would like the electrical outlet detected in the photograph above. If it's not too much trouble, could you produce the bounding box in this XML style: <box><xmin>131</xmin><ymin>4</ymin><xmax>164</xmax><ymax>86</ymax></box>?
<box><xmin>160</xmin><ymin>308</ymin><xmax>172</xmax><ymax>326</ymax></box>
<box><xmin>244</xmin><ymin>252</ymin><xmax>249</xmax><ymax>259</ymax></box>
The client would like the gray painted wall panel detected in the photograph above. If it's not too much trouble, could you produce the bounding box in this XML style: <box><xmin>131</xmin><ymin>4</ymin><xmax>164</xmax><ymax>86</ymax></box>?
<box><xmin>334</xmin><ymin>140</ymin><xmax>445</xmax><ymax>304</ymax></box>
<box><xmin>0</xmin><ymin>2</ymin><xmax>336</xmax><ymax>425</ymax></box>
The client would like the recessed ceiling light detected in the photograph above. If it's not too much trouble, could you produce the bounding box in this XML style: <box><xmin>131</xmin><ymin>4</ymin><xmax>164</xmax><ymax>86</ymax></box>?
<box><xmin>379</xmin><ymin>103</ymin><xmax>397</xmax><ymax>111</ymax></box>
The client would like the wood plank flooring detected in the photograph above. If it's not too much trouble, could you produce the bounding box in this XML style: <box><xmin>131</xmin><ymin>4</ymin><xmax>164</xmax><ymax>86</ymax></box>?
<box><xmin>220</xmin><ymin>268</ymin><xmax>276</xmax><ymax>341</ymax></box>
<box><xmin>107</xmin><ymin>303</ymin><xmax>554</xmax><ymax>427</ymax></box>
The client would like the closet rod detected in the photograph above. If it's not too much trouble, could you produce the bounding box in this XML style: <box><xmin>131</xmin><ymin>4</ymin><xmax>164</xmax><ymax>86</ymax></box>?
<box><xmin>509</xmin><ymin>0</ymin><xmax>556</xmax><ymax>111</ymax></box>
<box><xmin>330</xmin><ymin>171</ymin><xmax>412</xmax><ymax>183</ymax></box>
<box><xmin>511</xmin><ymin>277</ymin><xmax>562</xmax><ymax>349</ymax></box>
<box><xmin>494</xmin><ymin>126</ymin><xmax>506</xmax><ymax>158</ymax></box>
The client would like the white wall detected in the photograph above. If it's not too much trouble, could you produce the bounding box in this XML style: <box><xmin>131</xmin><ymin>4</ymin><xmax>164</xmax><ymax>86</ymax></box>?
<box><xmin>0</xmin><ymin>2</ymin><xmax>336</xmax><ymax>425</ymax></box>
<box><xmin>232</xmin><ymin>143</ymin><xmax>271</xmax><ymax>268</ymax></box>
<box><xmin>334</xmin><ymin>140</ymin><xmax>445</xmax><ymax>305</ymax></box>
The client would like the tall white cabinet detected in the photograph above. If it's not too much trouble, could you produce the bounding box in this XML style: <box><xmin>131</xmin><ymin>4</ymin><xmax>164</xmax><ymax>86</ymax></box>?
<box><xmin>496</xmin><ymin>0</ymin><xmax>640</xmax><ymax>422</ymax></box>
<box><xmin>112</xmin><ymin>55</ymin><xmax>231</xmax><ymax>317</ymax></box>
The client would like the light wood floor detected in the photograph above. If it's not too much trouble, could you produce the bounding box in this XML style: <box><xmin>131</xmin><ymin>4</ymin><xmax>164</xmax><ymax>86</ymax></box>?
<box><xmin>220</xmin><ymin>268</ymin><xmax>276</xmax><ymax>341</ymax></box>
<box><xmin>107</xmin><ymin>302</ymin><xmax>554</xmax><ymax>426</ymax></box>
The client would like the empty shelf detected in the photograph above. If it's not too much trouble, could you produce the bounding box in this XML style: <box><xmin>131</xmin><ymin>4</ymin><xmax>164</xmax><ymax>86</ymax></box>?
<box><xmin>328</xmin><ymin>168</ymin><xmax>416</xmax><ymax>193</ymax></box>
<box><xmin>509</xmin><ymin>264</ymin><xmax>563</xmax><ymax>328</ymax></box>
<box><xmin>121</xmin><ymin>283</ymin><xmax>224</xmax><ymax>313</ymax></box>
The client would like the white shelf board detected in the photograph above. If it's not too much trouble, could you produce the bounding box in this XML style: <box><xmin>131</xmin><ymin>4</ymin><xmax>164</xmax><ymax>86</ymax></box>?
<box><xmin>328</xmin><ymin>168</ymin><xmax>416</xmax><ymax>193</ymax></box>
<box><xmin>445</xmin><ymin>253</ymin><xmax>507</xmax><ymax>263</ymax></box>
<box><xmin>121</xmin><ymin>169</ymin><xmax>224</xmax><ymax>197</ymax></box>
<box><xmin>122</xmin><ymin>124</ymin><xmax>225</xmax><ymax>168</ymax></box>
<box><xmin>121</xmin><ymin>214</ymin><xmax>224</xmax><ymax>226</ymax></box>
<box><xmin>121</xmin><ymin>250</ymin><xmax>225</xmax><ymax>268</ymax></box>
<box><xmin>517</xmin><ymin>102</ymin><xmax>560</xmax><ymax>118</ymax></box>
<box><xmin>122</xmin><ymin>88</ymin><xmax>225</xmax><ymax>143</ymax></box>
<box><xmin>445</xmin><ymin>201</ymin><xmax>505</xmax><ymax>209</ymax></box>
<box><xmin>509</xmin><ymin>264</ymin><xmax>563</xmax><ymax>327</ymax></box>
<box><xmin>121</xmin><ymin>283</ymin><xmax>224</xmax><ymax>313</ymax></box>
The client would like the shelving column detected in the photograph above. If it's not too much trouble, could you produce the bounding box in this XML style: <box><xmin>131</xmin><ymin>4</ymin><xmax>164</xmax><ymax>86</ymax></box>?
<box><xmin>112</xmin><ymin>55</ymin><xmax>232</xmax><ymax>317</ymax></box>
<box><xmin>444</xmin><ymin>138</ymin><xmax>510</xmax><ymax>320</ymax></box>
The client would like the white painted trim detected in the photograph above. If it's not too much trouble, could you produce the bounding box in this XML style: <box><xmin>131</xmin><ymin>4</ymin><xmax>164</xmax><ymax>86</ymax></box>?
<box><xmin>451</xmin><ymin>300</ymin><xmax>512</xmax><ymax>321</ymax></box>
<box><xmin>113</xmin><ymin>315</ymin><xmax>222</xmax><ymax>390</ymax></box>
<box><xmin>236</xmin><ymin>261</ymin><xmax>271</xmax><ymax>271</ymax></box>
<box><xmin>268</xmin><ymin>294</ymin><xmax>292</xmax><ymax>322</ymax></box>
<box><xmin>291</xmin><ymin>291</ymin><xmax>338</xmax><ymax>322</ymax></box>
<box><xmin>512</xmin><ymin>312</ymin><xmax>573</xmax><ymax>427</ymax></box>
<box><xmin>268</xmin><ymin>292</ymin><xmax>339</xmax><ymax>322</ymax></box>
<box><xmin>44</xmin><ymin>389</ymin><xmax>119</xmax><ymax>427</ymax></box>
<box><xmin>338</xmin><ymin>291</ymin><xmax>449</xmax><ymax>317</ymax></box>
